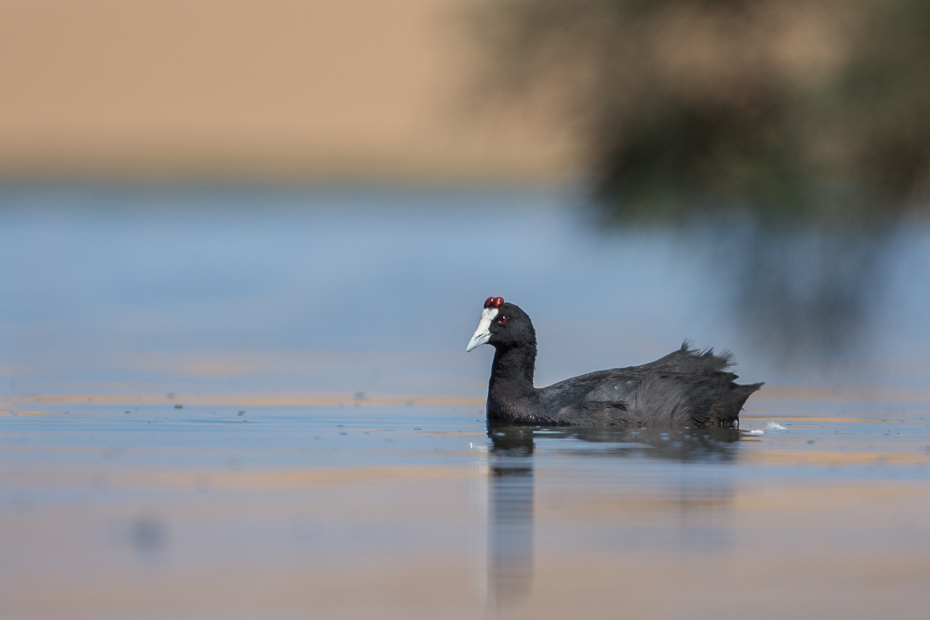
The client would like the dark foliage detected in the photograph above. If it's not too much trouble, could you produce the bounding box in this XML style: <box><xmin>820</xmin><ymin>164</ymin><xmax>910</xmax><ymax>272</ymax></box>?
<box><xmin>476</xmin><ymin>0</ymin><xmax>930</xmax><ymax>220</ymax></box>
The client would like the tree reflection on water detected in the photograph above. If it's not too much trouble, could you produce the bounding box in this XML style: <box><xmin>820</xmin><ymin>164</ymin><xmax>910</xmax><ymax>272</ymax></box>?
<box><xmin>716</xmin><ymin>220</ymin><xmax>895</xmax><ymax>362</ymax></box>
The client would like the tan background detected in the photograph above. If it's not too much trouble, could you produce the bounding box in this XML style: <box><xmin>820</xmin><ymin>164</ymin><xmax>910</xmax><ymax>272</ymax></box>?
<box><xmin>0</xmin><ymin>0</ymin><xmax>576</xmax><ymax>183</ymax></box>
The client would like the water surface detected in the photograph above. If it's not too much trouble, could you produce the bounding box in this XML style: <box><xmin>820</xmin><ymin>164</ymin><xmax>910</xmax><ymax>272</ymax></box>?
<box><xmin>1</xmin><ymin>187</ymin><xmax>929</xmax><ymax>619</ymax></box>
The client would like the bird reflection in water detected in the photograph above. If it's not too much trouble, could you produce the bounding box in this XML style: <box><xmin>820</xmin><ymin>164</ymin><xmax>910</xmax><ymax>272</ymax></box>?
<box><xmin>486</xmin><ymin>425</ymin><xmax>536</xmax><ymax>606</ymax></box>
<box><xmin>484</xmin><ymin>423</ymin><xmax>742</xmax><ymax>607</ymax></box>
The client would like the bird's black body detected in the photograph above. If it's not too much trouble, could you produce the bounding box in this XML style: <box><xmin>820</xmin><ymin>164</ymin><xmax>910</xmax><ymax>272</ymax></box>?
<box><xmin>474</xmin><ymin>302</ymin><xmax>761</xmax><ymax>428</ymax></box>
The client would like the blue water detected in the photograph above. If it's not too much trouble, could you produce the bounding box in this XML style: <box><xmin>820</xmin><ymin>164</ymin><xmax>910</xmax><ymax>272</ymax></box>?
<box><xmin>2</xmin><ymin>185</ymin><xmax>930</xmax><ymax>396</ymax></box>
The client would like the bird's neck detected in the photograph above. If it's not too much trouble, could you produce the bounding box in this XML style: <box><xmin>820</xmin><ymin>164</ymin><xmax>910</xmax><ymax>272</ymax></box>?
<box><xmin>488</xmin><ymin>343</ymin><xmax>537</xmax><ymax>414</ymax></box>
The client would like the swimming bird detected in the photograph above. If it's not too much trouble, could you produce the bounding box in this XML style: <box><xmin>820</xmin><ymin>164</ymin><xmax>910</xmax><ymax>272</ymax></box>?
<box><xmin>466</xmin><ymin>297</ymin><xmax>761</xmax><ymax>427</ymax></box>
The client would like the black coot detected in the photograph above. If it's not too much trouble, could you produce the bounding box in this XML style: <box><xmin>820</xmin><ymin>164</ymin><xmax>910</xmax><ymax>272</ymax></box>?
<box><xmin>466</xmin><ymin>297</ymin><xmax>762</xmax><ymax>427</ymax></box>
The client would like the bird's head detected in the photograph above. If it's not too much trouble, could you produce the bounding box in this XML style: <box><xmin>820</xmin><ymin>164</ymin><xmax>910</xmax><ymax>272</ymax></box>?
<box><xmin>465</xmin><ymin>296</ymin><xmax>535</xmax><ymax>352</ymax></box>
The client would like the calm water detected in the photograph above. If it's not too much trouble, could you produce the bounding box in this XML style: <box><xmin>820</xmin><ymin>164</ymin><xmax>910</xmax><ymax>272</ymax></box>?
<box><xmin>1</xmin><ymin>187</ymin><xmax>930</xmax><ymax>619</ymax></box>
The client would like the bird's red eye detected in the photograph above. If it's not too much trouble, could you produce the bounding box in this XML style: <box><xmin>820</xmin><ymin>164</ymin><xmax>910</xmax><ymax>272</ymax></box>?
<box><xmin>498</xmin><ymin>316</ymin><xmax>508</xmax><ymax>324</ymax></box>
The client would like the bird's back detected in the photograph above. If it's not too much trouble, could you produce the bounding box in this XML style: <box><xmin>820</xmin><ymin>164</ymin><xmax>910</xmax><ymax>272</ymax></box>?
<box><xmin>536</xmin><ymin>343</ymin><xmax>760</xmax><ymax>427</ymax></box>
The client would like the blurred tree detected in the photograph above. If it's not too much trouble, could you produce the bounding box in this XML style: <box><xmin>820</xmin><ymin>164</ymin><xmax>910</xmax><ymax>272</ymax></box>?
<box><xmin>474</xmin><ymin>0</ymin><xmax>930</xmax><ymax>363</ymax></box>
<box><xmin>476</xmin><ymin>0</ymin><xmax>930</xmax><ymax>222</ymax></box>
<box><xmin>836</xmin><ymin>0</ymin><xmax>930</xmax><ymax>211</ymax></box>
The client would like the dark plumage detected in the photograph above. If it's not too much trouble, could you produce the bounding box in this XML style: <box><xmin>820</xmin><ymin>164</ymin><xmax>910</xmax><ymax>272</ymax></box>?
<box><xmin>466</xmin><ymin>300</ymin><xmax>762</xmax><ymax>428</ymax></box>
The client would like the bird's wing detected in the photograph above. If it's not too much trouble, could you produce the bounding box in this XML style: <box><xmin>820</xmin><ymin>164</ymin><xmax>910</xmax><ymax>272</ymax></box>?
<box><xmin>632</xmin><ymin>341</ymin><xmax>734</xmax><ymax>375</ymax></box>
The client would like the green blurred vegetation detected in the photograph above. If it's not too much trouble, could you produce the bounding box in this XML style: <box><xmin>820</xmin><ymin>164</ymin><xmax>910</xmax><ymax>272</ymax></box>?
<box><xmin>477</xmin><ymin>0</ymin><xmax>930</xmax><ymax>222</ymax></box>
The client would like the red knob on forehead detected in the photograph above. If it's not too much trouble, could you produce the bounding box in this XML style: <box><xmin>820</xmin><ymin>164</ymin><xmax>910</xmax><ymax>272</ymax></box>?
<box><xmin>484</xmin><ymin>297</ymin><xmax>495</xmax><ymax>309</ymax></box>
<box><xmin>493</xmin><ymin>297</ymin><xmax>504</xmax><ymax>308</ymax></box>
